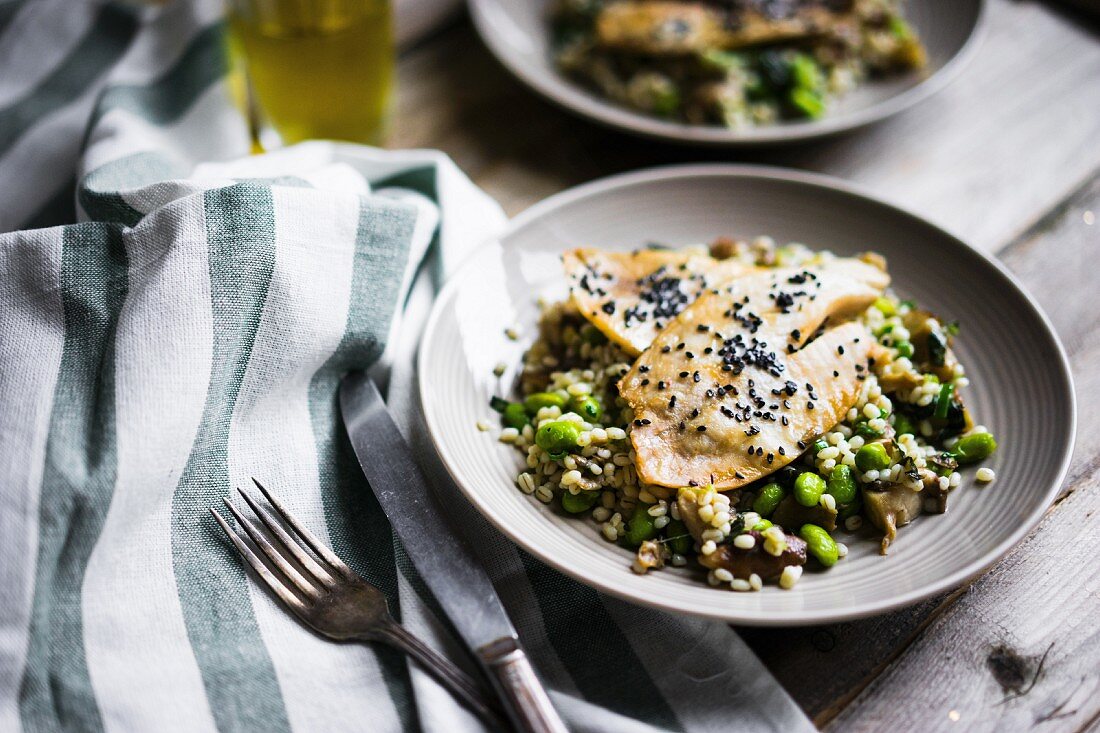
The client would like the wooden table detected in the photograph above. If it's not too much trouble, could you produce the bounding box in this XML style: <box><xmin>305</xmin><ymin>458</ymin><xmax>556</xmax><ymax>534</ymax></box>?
<box><xmin>392</xmin><ymin>2</ymin><xmax>1100</xmax><ymax>729</ymax></box>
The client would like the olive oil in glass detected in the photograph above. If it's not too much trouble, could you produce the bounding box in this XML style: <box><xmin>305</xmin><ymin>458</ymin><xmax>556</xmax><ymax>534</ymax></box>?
<box><xmin>228</xmin><ymin>0</ymin><xmax>393</xmax><ymax>146</ymax></box>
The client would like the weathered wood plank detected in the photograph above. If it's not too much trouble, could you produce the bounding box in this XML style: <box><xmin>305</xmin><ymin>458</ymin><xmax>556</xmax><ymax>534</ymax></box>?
<box><xmin>739</xmin><ymin>174</ymin><xmax>1100</xmax><ymax>724</ymax></box>
<box><xmin>392</xmin><ymin>0</ymin><xmax>1100</xmax><ymax>252</ymax></box>
<box><xmin>817</xmin><ymin>176</ymin><xmax>1100</xmax><ymax>731</ymax></box>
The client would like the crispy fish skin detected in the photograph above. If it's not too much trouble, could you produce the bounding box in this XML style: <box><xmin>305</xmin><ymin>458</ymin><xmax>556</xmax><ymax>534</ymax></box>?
<box><xmin>620</xmin><ymin>258</ymin><xmax>888</xmax><ymax>489</ymax></box>
<box><xmin>594</xmin><ymin>0</ymin><xmax>852</xmax><ymax>55</ymax></box>
<box><xmin>564</xmin><ymin>248</ymin><xmax>755</xmax><ymax>356</ymax></box>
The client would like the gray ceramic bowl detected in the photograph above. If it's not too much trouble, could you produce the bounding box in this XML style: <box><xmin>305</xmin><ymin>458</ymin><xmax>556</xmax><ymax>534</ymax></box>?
<box><xmin>468</xmin><ymin>0</ymin><xmax>986</xmax><ymax>146</ymax></box>
<box><xmin>419</xmin><ymin>165</ymin><xmax>1075</xmax><ymax>625</ymax></box>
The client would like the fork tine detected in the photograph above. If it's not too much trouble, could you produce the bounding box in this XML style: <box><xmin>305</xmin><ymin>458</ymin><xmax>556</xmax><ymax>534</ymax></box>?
<box><xmin>252</xmin><ymin>478</ymin><xmax>355</xmax><ymax>580</ymax></box>
<box><xmin>209</xmin><ymin>508</ymin><xmax>308</xmax><ymax>615</ymax></box>
<box><xmin>236</xmin><ymin>487</ymin><xmax>336</xmax><ymax>588</ymax></box>
<box><xmin>222</xmin><ymin>499</ymin><xmax>322</xmax><ymax>601</ymax></box>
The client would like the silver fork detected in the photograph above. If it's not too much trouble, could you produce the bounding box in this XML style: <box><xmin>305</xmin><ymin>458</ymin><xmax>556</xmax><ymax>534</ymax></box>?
<box><xmin>211</xmin><ymin>479</ymin><xmax>508</xmax><ymax>731</ymax></box>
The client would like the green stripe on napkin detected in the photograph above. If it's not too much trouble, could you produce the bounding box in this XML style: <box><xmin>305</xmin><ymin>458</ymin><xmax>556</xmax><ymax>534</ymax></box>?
<box><xmin>19</xmin><ymin>223</ymin><xmax>129</xmax><ymax>732</ymax></box>
<box><xmin>170</xmin><ymin>184</ymin><xmax>291</xmax><ymax>733</ymax></box>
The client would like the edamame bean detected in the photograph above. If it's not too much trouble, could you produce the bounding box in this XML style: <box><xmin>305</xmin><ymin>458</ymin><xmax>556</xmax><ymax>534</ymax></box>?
<box><xmin>625</xmin><ymin>506</ymin><xmax>658</xmax><ymax>547</ymax></box>
<box><xmin>794</xmin><ymin>472</ymin><xmax>826</xmax><ymax>507</ymax></box>
<box><xmin>873</xmin><ymin>297</ymin><xmax>896</xmax><ymax>316</ymax></box>
<box><xmin>665</xmin><ymin>519</ymin><xmax>692</xmax><ymax>555</ymax></box>
<box><xmin>535</xmin><ymin>420</ymin><xmax>581</xmax><ymax>455</ymax></box>
<box><xmin>800</xmin><ymin>524</ymin><xmax>839</xmax><ymax>567</ymax></box>
<box><xmin>570</xmin><ymin>395</ymin><xmax>602</xmax><ymax>421</ymax></box>
<box><xmin>813</xmin><ymin>439</ymin><xmax>829</xmax><ymax>454</ymax></box>
<box><xmin>752</xmin><ymin>482</ymin><xmax>786</xmax><ymax>517</ymax></box>
<box><xmin>524</xmin><ymin>392</ymin><xmax>566</xmax><ymax>414</ymax></box>
<box><xmin>826</xmin><ymin>465</ymin><xmax>857</xmax><ymax>504</ymax></box>
<box><xmin>502</xmin><ymin>403</ymin><xmax>528</xmax><ymax>430</ymax></box>
<box><xmin>752</xmin><ymin>519</ymin><xmax>773</xmax><ymax>532</ymax></box>
<box><xmin>855</xmin><ymin>443</ymin><xmax>891</xmax><ymax>472</ymax></box>
<box><xmin>952</xmin><ymin>432</ymin><xmax>997</xmax><ymax>464</ymax></box>
<box><xmin>561</xmin><ymin>489</ymin><xmax>599</xmax><ymax>514</ymax></box>
<box><xmin>895</xmin><ymin>340</ymin><xmax>914</xmax><ymax>358</ymax></box>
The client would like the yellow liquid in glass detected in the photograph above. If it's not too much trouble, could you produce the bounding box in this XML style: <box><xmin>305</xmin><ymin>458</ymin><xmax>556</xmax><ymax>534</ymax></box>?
<box><xmin>229</xmin><ymin>0</ymin><xmax>393</xmax><ymax>146</ymax></box>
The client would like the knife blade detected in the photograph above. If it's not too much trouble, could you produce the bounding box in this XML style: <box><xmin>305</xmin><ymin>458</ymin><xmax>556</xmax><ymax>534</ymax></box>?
<box><xmin>339</xmin><ymin>371</ymin><xmax>567</xmax><ymax>733</ymax></box>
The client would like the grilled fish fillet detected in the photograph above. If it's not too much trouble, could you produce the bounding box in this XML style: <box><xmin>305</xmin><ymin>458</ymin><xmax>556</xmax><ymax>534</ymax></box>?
<box><xmin>619</xmin><ymin>257</ymin><xmax>889</xmax><ymax>489</ymax></box>
<box><xmin>595</xmin><ymin>0</ymin><xmax>853</xmax><ymax>55</ymax></box>
<box><xmin>564</xmin><ymin>248</ymin><xmax>756</xmax><ymax>357</ymax></box>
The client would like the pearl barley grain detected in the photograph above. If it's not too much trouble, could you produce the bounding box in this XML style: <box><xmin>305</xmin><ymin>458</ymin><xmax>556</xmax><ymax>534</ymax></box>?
<box><xmin>976</xmin><ymin>467</ymin><xmax>996</xmax><ymax>483</ymax></box>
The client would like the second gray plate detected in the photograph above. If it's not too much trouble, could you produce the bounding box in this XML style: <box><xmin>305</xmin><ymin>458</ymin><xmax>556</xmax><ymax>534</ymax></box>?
<box><xmin>469</xmin><ymin>0</ymin><xmax>986</xmax><ymax>145</ymax></box>
<box><xmin>419</xmin><ymin>165</ymin><xmax>1075</xmax><ymax>624</ymax></box>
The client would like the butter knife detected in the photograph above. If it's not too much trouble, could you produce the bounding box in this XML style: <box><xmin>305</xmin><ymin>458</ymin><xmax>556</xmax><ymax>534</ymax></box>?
<box><xmin>339</xmin><ymin>372</ymin><xmax>568</xmax><ymax>733</ymax></box>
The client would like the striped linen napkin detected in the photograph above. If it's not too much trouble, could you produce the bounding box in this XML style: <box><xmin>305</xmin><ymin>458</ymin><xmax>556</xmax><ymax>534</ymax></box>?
<box><xmin>0</xmin><ymin>2</ymin><xmax>816</xmax><ymax>732</ymax></box>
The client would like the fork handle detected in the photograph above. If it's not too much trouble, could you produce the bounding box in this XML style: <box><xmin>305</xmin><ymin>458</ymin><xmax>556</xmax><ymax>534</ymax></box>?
<box><xmin>480</xmin><ymin>638</ymin><xmax>569</xmax><ymax>733</ymax></box>
<box><xmin>372</xmin><ymin>622</ymin><xmax>509</xmax><ymax>731</ymax></box>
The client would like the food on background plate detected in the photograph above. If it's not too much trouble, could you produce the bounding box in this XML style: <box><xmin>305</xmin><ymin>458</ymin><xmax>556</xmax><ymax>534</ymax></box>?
<box><xmin>489</xmin><ymin>237</ymin><xmax>997</xmax><ymax>592</ymax></box>
<box><xmin>549</xmin><ymin>0</ymin><xmax>927</xmax><ymax>128</ymax></box>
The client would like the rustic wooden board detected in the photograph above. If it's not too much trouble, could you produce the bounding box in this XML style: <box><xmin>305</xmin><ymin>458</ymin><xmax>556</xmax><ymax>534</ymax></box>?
<box><xmin>392</xmin><ymin>0</ymin><xmax>1100</xmax><ymax>252</ymax></box>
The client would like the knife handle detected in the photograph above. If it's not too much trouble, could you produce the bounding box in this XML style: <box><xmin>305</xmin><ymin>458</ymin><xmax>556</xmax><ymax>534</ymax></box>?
<box><xmin>480</xmin><ymin>638</ymin><xmax>568</xmax><ymax>733</ymax></box>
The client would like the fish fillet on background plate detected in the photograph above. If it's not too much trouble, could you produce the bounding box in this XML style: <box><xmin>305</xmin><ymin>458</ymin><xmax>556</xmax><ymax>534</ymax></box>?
<box><xmin>619</xmin><ymin>256</ymin><xmax>889</xmax><ymax>489</ymax></box>
<box><xmin>594</xmin><ymin>0</ymin><xmax>859</xmax><ymax>56</ymax></box>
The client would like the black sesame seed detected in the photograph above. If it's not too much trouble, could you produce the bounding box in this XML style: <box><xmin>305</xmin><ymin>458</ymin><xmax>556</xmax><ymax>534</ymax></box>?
<box><xmin>639</xmin><ymin>365</ymin><xmax>650</xmax><ymax>373</ymax></box>
<box><xmin>657</xmin><ymin>381</ymin><xmax>667</xmax><ymax>390</ymax></box>
<box><xmin>807</xmin><ymin>401</ymin><xmax>815</xmax><ymax>410</ymax></box>
<box><xmin>686</xmin><ymin>352</ymin><xmax>695</xmax><ymax>359</ymax></box>
<box><xmin>640</xmin><ymin>379</ymin><xmax>650</xmax><ymax>386</ymax></box>
<box><xmin>697</xmin><ymin>425</ymin><xmax>707</xmax><ymax>432</ymax></box>
<box><xmin>602</xmin><ymin>302</ymin><xmax>616</xmax><ymax>315</ymax></box>
<box><xmin>679</xmin><ymin>371</ymin><xmax>689</xmax><ymax>378</ymax></box>
<box><xmin>778</xmin><ymin>447</ymin><xmax>786</xmax><ymax>456</ymax></box>
<box><xmin>837</xmin><ymin>345</ymin><xmax>845</xmax><ymax>355</ymax></box>
<box><xmin>640</xmin><ymin>419</ymin><xmax>651</xmax><ymax>425</ymax></box>
<box><xmin>661</xmin><ymin>345</ymin><xmax>672</xmax><ymax>353</ymax></box>
<box><xmin>693</xmin><ymin>371</ymin><xmax>701</xmax><ymax>383</ymax></box>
